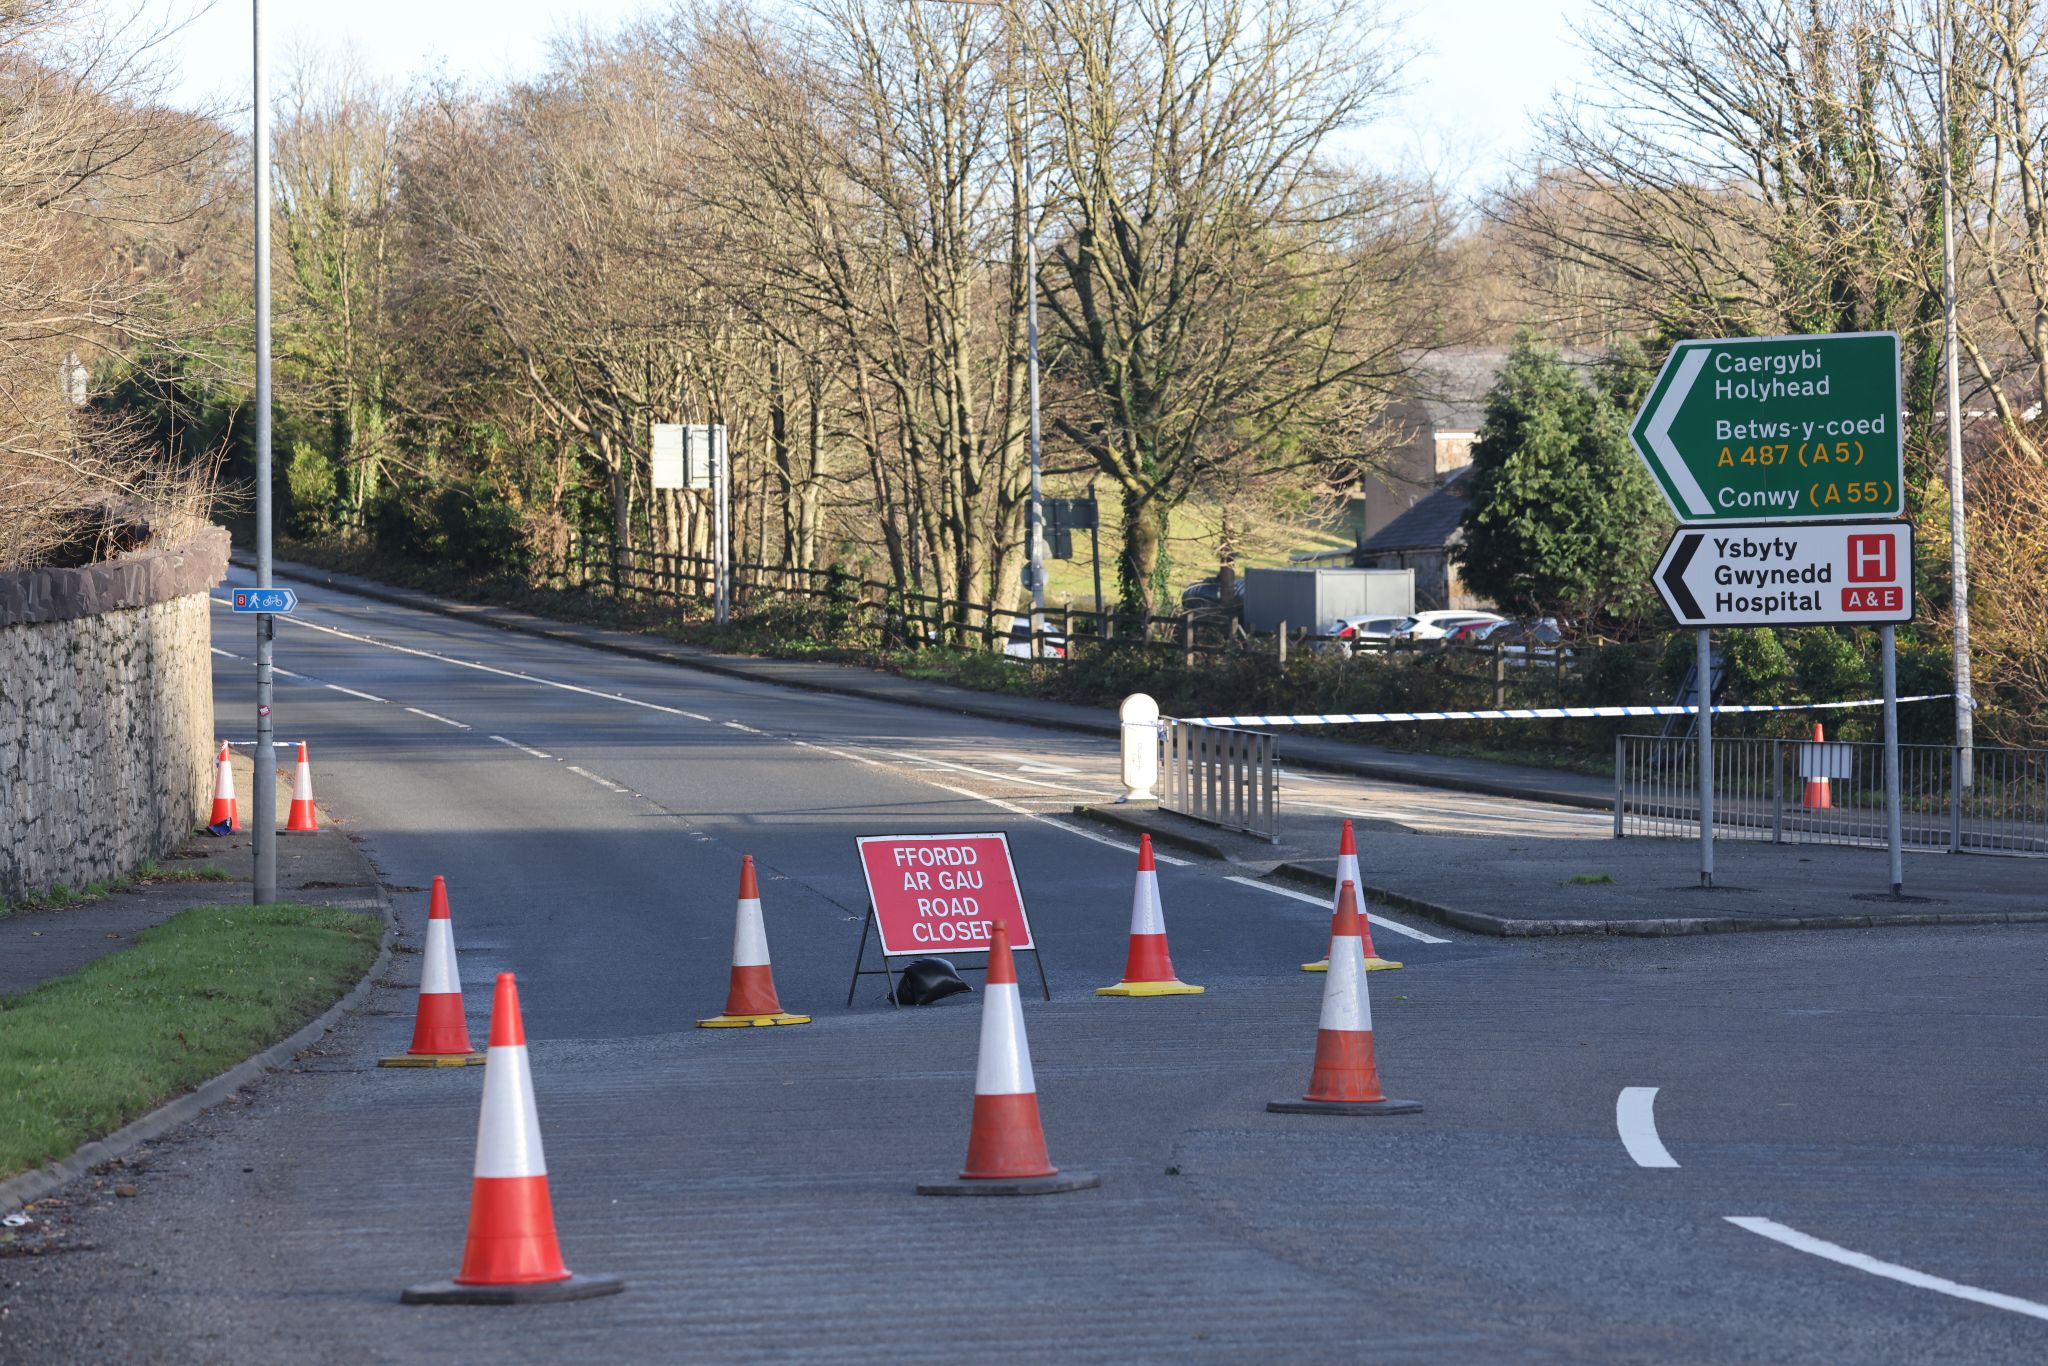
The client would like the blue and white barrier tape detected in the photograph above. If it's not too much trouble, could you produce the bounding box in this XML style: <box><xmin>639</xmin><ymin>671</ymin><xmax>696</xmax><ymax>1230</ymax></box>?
<box><xmin>1179</xmin><ymin>695</ymin><xmax>1951</xmax><ymax>728</ymax></box>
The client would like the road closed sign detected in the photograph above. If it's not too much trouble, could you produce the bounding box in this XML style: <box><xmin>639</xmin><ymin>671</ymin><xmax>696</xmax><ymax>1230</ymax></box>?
<box><xmin>1654</xmin><ymin>520</ymin><xmax>1913</xmax><ymax>628</ymax></box>
<box><xmin>856</xmin><ymin>833</ymin><xmax>1033</xmax><ymax>955</ymax></box>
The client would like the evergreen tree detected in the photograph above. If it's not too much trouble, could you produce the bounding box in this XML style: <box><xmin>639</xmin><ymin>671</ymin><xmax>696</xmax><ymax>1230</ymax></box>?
<box><xmin>1455</xmin><ymin>339</ymin><xmax>1668</xmax><ymax>628</ymax></box>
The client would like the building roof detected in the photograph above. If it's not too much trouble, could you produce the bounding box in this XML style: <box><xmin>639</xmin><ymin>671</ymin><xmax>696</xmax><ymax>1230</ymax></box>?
<box><xmin>1359</xmin><ymin>466</ymin><xmax>1473</xmax><ymax>555</ymax></box>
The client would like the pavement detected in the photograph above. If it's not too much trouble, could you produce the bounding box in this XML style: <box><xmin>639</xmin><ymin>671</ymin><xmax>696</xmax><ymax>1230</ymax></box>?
<box><xmin>0</xmin><ymin>753</ymin><xmax>384</xmax><ymax>997</ymax></box>
<box><xmin>238</xmin><ymin>552</ymin><xmax>1616</xmax><ymax>811</ymax></box>
<box><xmin>1</xmin><ymin>568</ymin><xmax>2043</xmax><ymax>1361</ymax></box>
<box><xmin>1079</xmin><ymin>801</ymin><xmax>2048</xmax><ymax>937</ymax></box>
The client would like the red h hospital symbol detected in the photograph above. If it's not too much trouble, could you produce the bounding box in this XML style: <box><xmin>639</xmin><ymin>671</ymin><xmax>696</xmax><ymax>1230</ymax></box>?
<box><xmin>1846</xmin><ymin>534</ymin><xmax>1894</xmax><ymax>583</ymax></box>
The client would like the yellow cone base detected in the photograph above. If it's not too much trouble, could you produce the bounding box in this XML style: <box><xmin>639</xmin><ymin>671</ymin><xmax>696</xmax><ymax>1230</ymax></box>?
<box><xmin>377</xmin><ymin>1053</ymin><xmax>486</xmax><ymax>1068</ymax></box>
<box><xmin>1096</xmin><ymin>980</ymin><xmax>1206</xmax><ymax>996</ymax></box>
<box><xmin>1301</xmin><ymin>957</ymin><xmax>1402</xmax><ymax>973</ymax></box>
<box><xmin>697</xmin><ymin>1011</ymin><xmax>812</xmax><ymax>1028</ymax></box>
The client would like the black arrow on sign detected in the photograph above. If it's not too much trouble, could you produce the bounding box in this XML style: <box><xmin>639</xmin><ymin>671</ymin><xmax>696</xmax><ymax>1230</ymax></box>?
<box><xmin>1661</xmin><ymin>532</ymin><xmax>1703</xmax><ymax>620</ymax></box>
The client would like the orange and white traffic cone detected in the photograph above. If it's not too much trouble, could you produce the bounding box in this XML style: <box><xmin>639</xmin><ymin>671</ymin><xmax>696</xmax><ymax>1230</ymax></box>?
<box><xmin>1803</xmin><ymin>723</ymin><xmax>1833</xmax><ymax>810</ymax></box>
<box><xmin>1303</xmin><ymin>820</ymin><xmax>1400</xmax><ymax>973</ymax></box>
<box><xmin>918</xmin><ymin>920</ymin><xmax>1099</xmax><ymax>1196</ymax></box>
<box><xmin>206</xmin><ymin>741</ymin><xmax>238</xmax><ymax>834</ymax></box>
<box><xmin>380</xmin><ymin>877</ymin><xmax>484</xmax><ymax>1068</ymax></box>
<box><xmin>1097</xmin><ymin>834</ymin><xmax>1204</xmax><ymax>997</ymax></box>
<box><xmin>698</xmin><ymin>855</ymin><xmax>809</xmax><ymax>1027</ymax></box>
<box><xmin>402</xmin><ymin>973</ymin><xmax>624</xmax><ymax>1305</ymax></box>
<box><xmin>285</xmin><ymin>741</ymin><xmax>319</xmax><ymax>833</ymax></box>
<box><xmin>1269</xmin><ymin>881</ymin><xmax>1421</xmax><ymax>1117</ymax></box>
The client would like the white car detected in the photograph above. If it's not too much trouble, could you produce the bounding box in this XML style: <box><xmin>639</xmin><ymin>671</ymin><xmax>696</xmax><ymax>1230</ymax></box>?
<box><xmin>1392</xmin><ymin>610</ymin><xmax>1505</xmax><ymax>642</ymax></box>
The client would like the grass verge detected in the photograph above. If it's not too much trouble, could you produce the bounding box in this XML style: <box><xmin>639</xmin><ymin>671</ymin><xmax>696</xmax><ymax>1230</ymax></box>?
<box><xmin>1</xmin><ymin>859</ymin><xmax>233</xmax><ymax>919</ymax></box>
<box><xmin>0</xmin><ymin>903</ymin><xmax>380</xmax><ymax>1178</ymax></box>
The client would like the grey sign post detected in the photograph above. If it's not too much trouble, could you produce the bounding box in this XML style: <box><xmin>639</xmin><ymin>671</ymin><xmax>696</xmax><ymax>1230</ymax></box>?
<box><xmin>1633</xmin><ymin>333</ymin><xmax>1912</xmax><ymax>894</ymax></box>
<box><xmin>251</xmin><ymin>0</ymin><xmax>277</xmax><ymax>906</ymax></box>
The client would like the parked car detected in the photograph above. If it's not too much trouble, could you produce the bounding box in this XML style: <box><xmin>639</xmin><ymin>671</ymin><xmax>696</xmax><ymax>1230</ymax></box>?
<box><xmin>1443</xmin><ymin>617</ymin><xmax>1506</xmax><ymax>644</ymax></box>
<box><xmin>1320</xmin><ymin>614</ymin><xmax>1407</xmax><ymax>657</ymax></box>
<box><xmin>1001</xmin><ymin>621</ymin><xmax>1067</xmax><ymax>660</ymax></box>
<box><xmin>1473</xmin><ymin>617</ymin><xmax>1570</xmax><ymax>661</ymax></box>
<box><xmin>1391</xmin><ymin>610</ymin><xmax>1506</xmax><ymax>642</ymax></box>
<box><xmin>1181</xmin><ymin>578</ymin><xmax>1223</xmax><ymax>611</ymax></box>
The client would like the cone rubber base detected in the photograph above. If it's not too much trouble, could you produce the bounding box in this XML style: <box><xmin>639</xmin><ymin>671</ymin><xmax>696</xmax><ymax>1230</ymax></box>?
<box><xmin>402</xmin><ymin>1273</ymin><xmax>625</xmax><ymax>1305</ymax></box>
<box><xmin>378</xmin><ymin>1053</ymin><xmax>486</xmax><ymax>1068</ymax></box>
<box><xmin>1301</xmin><ymin>957</ymin><xmax>1402</xmax><ymax>972</ymax></box>
<box><xmin>1267</xmin><ymin>1097</ymin><xmax>1423</xmax><ymax>1116</ymax></box>
<box><xmin>1095</xmin><ymin>980</ymin><xmax>1205</xmax><ymax>996</ymax></box>
<box><xmin>917</xmin><ymin>1170</ymin><xmax>1101</xmax><ymax>1197</ymax></box>
<box><xmin>697</xmin><ymin>1011</ymin><xmax>811</xmax><ymax>1028</ymax></box>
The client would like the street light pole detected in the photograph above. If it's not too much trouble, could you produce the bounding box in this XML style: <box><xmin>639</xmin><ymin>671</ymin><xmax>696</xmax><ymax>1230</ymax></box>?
<box><xmin>1937</xmin><ymin>4</ymin><xmax>1975</xmax><ymax>787</ymax></box>
<box><xmin>251</xmin><ymin>0</ymin><xmax>277</xmax><ymax>904</ymax></box>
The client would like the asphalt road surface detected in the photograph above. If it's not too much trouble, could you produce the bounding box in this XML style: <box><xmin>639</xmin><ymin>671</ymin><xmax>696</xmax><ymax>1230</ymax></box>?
<box><xmin>4</xmin><ymin>575</ymin><xmax>2044</xmax><ymax>1362</ymax></box>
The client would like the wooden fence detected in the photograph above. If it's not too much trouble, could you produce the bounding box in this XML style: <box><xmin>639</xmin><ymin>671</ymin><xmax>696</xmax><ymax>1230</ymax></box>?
<box><xmin>541</xmin><ymin>531</ymin><xmax>1582</xmax><ymax>704</ymax></box>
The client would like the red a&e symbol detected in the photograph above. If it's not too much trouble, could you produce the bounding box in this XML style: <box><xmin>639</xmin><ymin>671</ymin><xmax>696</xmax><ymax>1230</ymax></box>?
<box><xmin>1847</xmin><ymin>534</ymin><xmax>1894</xmax><ymax>583</ymax></box>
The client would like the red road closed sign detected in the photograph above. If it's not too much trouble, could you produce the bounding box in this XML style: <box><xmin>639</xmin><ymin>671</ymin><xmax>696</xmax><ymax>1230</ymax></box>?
<box><xmin>856</xmin><ymin>833</ymin><xmax>1032</xmax><ymax>955</ymax></box>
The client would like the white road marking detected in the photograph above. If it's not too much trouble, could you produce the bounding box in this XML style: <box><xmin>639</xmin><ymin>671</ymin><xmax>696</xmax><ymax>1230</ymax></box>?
<box><xmin>566</xmin><ymin>765</ymin><xmax>629</xmax><ymax>793</ymax></box>
<box><xmin>272</xmin><ymin>667</ymin><xmax>305</xmax><ymax>679</ymax></box>
<box><xmin>324</xmin><ymin>683</ymin><xmax>387</xmax><ymax>703</ymax></box>
<box><xmin>995</xmin><ymin>752</ymin><xmax>1080</xmax><ymax>774</ymax></box>
<box><xmin>211</xmin><ymin>647</ymin><xmax>239</xmax><ymax>658</ymax></box>
<box><xmin>1616</xmin><ymin>1087</ymin><xmax>1678</xmax><ymax>1168</ymax></box>
<box><xmin>1222</xmin><ymin>875</ymin><xmax>1448</xmax><ymax>944</ymax></box>
<box><xmin>876</xmin><ymin>748</ymin><xmax>1084</xmax><ymax>793</ymax></box>
<box><xmin>1725</xmin><ymin>1217</ymin><xmax>2048</xmax><ymax>1323</ymax></box>
<box><xmin>723</xmin><ymin>721</ymin><xmax>763</xmax><ymax>734</ymax></box>
<box><xmin>902</xmin><ymin>778</ymin><xmax>1188</xmax><ymax>865</ymax></box>
<box><xmin>487</xmin><ymin>735</ymin><xmax>553</xmax><ymax>760</ymax></box>
<box><xmin>405</xmin><ymin>707</ymin><xmax>471</xmax><ymax>730</ymax></box>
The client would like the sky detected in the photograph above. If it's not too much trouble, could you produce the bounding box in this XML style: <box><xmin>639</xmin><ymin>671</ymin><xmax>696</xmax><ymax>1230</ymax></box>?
<box><xmin>151</xmin><ymin>0</ymin><xmax>1596</xmax><ymax>199</ymax></box>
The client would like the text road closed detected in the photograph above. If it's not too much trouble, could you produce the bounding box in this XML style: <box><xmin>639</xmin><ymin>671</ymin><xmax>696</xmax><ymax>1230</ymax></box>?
<box><xmin>856</xmin><ymin>833</ymin><xmax>1033</xmax><ymax>955</ymax></box>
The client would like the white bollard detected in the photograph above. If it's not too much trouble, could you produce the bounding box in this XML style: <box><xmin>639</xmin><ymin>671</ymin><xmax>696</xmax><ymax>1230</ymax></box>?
<box><xmin>1118</xmin><ymin>693</ymin><xmax>1160</xmax><ymax>803</ymax></box>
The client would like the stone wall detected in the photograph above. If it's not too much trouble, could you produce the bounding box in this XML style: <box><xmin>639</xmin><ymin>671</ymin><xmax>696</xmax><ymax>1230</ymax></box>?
<box><xmin>0</xmin><ymin>529</ymin><xmax>227</xmax><ymax>900</ymax></box>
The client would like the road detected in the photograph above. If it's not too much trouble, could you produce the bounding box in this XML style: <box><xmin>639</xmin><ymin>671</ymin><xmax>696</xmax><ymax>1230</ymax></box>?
<box><xmin>4</xmin><ymin>574</ymin><xmax>2045</xmax><ymax>1362</ymax></box>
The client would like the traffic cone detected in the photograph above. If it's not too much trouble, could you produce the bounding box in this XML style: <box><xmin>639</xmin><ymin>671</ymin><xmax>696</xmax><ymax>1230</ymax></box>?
<box><xmin>380</xmin><ymin>877</ymin><xmax>484</xmax><ymax>1068</ymax></box>
<box><xmin>285</xmin><ymin>741</ymin><xmax>319</xmax><ymax>833</ymax></box>
<box><xmin>1302</xmin><ymin>821</ymin><xmax>1400</xmax><ymax>972</ymax></box>
<box><xmin>698</xmin><ymin>855</ymin><xmax>810</xmax><ymax>1027</ymax></box>
<box><xmin>1803</xmin><ymin>723</ymin><xmax>1833</xmax><ymax>810</ymax></box>
<box><xmin>1097</xmin><ymin>834</ymin><xmax>1204</xmax><ymax>997</ymax></box>
<box><xmin>206</xmin><ymin>742</ymin><xmax>237</xmax><ymax>834</ymax></box>
<box><xmin>918</xmin><ymin>920</ymin><xmax>1099</xmax><ymax>1196</ymax></box>
<box><xmin>402</xmin><ymin>973</ymin><xmax>624</xmax><ymax>1305</ymax></box>
<box><xmin>1269</xmin><ymin>881</ymin><xmax>1421</xmax><ymax>1116</ymax></box>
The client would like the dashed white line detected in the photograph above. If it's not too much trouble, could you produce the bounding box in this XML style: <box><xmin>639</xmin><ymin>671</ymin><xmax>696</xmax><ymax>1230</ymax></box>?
<box><xmin>211</xmin><ymin>647</ymin><xmax>239</xmax><ymax>658</ymax></box>
<box><xmin>405</xmin><ymin>707</ymin><xmax>471</xmax><ymax>730</ymax></box>
<box><xmin>1725</xmin><ymin>1217</ymin><xmax>2048</xmax><ymax>1323</ymax></box>
<box><xmin>1222</xmin><ymin>875</ymin><xmax>1448</xmax><ymax>944</ymax></box>
<box><xmin>1617</xmin><ymin>1087</ymin><xmax>1679</xmax><ymax>1168</ymax></box>
<box><xmin>722</xmin><ymin>721</ymin><xmax>763</xmax><ymax>734</ymax></box>
<box><xmin>487</xmin><ymin>735</ymin><xmax>553</xmax><ymax>760</ymax></box>
<box><xmin>877</xmin><ymin>748</ymin><xmax>1084</xmax><ymax>793</ymax></box>
<box><xmin>324</xmin><ymin>683</ymin><xmax>387</xmax><ymax>703</ymax></box>
<box><xmin>272</xmin><ymin>667</ymin><xmax>305</xmax><ymax>679</ymax></box>
<box><xmin>566</xmin><ymin>765</ymin><xmax>629</xmax><ymax>793</ymax></box>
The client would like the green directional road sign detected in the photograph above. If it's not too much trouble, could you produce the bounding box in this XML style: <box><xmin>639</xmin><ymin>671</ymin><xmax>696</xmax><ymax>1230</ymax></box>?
<box><xmin>1630</xmin><ymin>331</ymin><xmax>1903</xmax><ymax>523</ymax></box>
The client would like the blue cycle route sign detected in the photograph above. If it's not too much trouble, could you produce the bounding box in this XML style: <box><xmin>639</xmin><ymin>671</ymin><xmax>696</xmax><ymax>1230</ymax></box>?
<box><xmin>230</xmin><ymin>587</ymin><xmax>298</xmax><ymax>614</ymax></box>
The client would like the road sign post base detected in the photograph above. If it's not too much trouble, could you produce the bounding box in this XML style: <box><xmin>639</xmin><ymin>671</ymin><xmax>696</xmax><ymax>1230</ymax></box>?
<box><xmin>1267</xmin><ymin>1097</ymin><xmax>1423</xmax><ymax>1116</ymax></box>
<box><xmin>696</xmin><ymin>1011</ymin><xmax>812</xmax><ymax>1028</ymax></box>
<box><xmin>916</xmin><ymin>1170</ymin><xmax>1100</xmax><ymax>1197</ymax></box>
<box><xmin>401</xmin><ymin>1273</ymin><xmax>625</xmax><ymax>1306</ymax></box>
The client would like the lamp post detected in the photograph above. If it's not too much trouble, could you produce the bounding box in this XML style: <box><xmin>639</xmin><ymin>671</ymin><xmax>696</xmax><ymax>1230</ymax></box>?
<box><xmin>251</xmin><ymin>0</ymin><xmax>277</xmax><ymax>904</ymax></box>
<box><xmin>1936</xmin><ymin>4</ymin><xmax>1974</xmax><ymax>787</ymax></box>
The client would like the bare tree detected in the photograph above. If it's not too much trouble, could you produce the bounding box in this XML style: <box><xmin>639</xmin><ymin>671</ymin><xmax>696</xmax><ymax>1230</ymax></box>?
<box><xmin>1033</xmin><ymin>0</ymin><xmax>1428</xmax><ymax>608</ymax></box>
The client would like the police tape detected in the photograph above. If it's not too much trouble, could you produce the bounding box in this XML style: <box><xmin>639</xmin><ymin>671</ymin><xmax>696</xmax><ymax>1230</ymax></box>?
<box><xmin>1176</xmin><ymin>695</ymin><xmax>1951</xmax><ymax>729</ymax></box>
